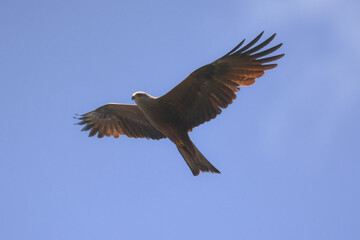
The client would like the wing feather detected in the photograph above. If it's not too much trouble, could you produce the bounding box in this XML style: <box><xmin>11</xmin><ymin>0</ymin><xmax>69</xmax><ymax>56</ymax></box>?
<box><xmin>159</xmin><ymin>32</ymin><xmax>284</xmax><ymax>131</ymax></box>
<box><xmin>236</xmin><ymin>31</ymin><xmax>264</xmax><ymax>53</ymax></box>
<box><xmin>75</xmin><ymin>104</ymin><xmax>166</xmax><ymax>140</ymax></box>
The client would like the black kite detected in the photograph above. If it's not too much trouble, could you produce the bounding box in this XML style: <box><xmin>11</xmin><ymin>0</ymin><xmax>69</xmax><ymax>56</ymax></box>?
<box><xmin>76</xmin><ymin>32</ymin><xmax>284</xmax><ymax>176</ymax></box>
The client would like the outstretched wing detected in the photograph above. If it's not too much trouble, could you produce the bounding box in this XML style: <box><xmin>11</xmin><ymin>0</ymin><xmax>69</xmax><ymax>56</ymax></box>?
<box><xmin>159</xmin><ymin>32</ymin><xmax>284</xmax><ymax>131</ymax></box>
<box><xmin>75</xmin><ymin>103</ymin><xmax>166</xmax><ymax>140</ymax></box>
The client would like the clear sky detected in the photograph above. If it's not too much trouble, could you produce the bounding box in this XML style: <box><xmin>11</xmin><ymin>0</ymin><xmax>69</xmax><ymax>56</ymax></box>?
<box><xmin>1</xmin><ymin>0</ymin><xmax>359</xmax><ymax>239</ymax></box>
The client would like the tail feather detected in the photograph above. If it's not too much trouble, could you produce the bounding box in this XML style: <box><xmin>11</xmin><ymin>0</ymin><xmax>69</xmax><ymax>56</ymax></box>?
<box><xmin>177</xmin><ymin>140</ymin><xmax>221</xmax><ymax>176</ymax></box>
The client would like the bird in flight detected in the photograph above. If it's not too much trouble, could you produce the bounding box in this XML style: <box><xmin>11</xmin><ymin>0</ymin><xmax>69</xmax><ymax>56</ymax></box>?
<box><xmin>75</xmin><ymin>32</ymin><xmax>284</xmax><ymax>176</ymax></box>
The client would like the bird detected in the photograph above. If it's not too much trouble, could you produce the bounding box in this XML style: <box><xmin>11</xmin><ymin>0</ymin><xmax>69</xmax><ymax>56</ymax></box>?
<box><xmin>75</xmin><ymin>32</ymin><xmax>284</xmax><ymax>176</ymax></box>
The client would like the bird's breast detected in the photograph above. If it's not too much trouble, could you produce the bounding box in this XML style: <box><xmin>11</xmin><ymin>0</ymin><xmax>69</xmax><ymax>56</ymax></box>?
<box><xmin>136</xmin><ymin>100</ymin><xmax>183</xmax><ymax>138</ymax></box>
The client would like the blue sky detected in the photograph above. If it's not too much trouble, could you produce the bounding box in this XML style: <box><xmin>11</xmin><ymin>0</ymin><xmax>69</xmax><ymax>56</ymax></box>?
<box><xmin>1</xmin><ymin>0</ymin><xmax>359</xmax><ymax>239</ymax></box>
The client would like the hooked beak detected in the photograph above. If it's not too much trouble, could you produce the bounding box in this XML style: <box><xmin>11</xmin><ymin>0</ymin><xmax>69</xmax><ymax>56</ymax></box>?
<box><xmin>131</xmin><ymin>95</ymin><xmax>135</xmax><ymax>101</ymax></box>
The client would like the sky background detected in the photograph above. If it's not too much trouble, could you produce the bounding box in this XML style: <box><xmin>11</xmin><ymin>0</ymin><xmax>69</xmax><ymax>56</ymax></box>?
<box><xmin>1</xmin><ymin>0</ymin><xmax>359</xmax><ymax>239</ymax></box>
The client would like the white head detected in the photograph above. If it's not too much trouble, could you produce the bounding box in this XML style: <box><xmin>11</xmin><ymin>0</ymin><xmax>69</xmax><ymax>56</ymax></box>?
<box><xmin>131</xmin><ymin>91</ymin><xmax>152</xmax><ymax>103</ymax></box>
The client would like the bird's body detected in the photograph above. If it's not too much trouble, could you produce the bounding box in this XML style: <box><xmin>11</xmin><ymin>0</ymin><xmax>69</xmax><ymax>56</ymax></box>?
<box><xmin>132</xmin><ymin>92</ymin><xmax>220</xmax><ymax>175</ymax></box>
<box><xmin>133</xmin><ymin>93</ymin><xmax>184</xmax><ymax>143</ymax></box>
<box><xmin>76</xmin><ymin>32</ymin><xmax>284</xmax><ymax>176</ymax></box>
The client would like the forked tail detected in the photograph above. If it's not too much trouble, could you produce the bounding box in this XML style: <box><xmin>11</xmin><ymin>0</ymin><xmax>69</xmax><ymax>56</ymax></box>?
<box><xmin>176</xmin><ymin>139</ymin><xmax>221</xmax><ymax>176</ymax></box>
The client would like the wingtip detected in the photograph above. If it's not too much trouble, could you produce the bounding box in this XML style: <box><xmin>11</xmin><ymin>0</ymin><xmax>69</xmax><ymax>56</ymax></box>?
<box><xmin>257</xmin><ymin>31</ymin><xmax>264</xmax><ymax>40</ymax></box>
<box><xmin>223</xmin><ymin>38</ymin><xmax>246</xmax><ymax>57</ymax></box>
<box><xmin>264</xmin><ymin>63</ymin><xmax>278</xmax><ymax>70</ymax></box>
<box><xmin>73</xmin><ymin>114</ymin><xmax>81</xmax><ymax>125</ymax></box>
<box><xmin>73</xmin><ymin>113</ymin><xmax>85</xmax><ymax>119</ymax></box>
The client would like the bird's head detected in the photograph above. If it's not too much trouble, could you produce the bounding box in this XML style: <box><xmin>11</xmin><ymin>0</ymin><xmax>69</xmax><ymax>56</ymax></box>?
<box><xmin>132</xmin><ymin>91</ymin><xmax>151</xmax><ymax>103</ymax></box>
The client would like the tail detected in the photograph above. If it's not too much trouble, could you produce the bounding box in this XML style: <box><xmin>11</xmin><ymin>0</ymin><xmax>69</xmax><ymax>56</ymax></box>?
<box><xmin>176</xmin><ymin>139</ymin><xmax>221</xmax><ymax>176</ymax></box>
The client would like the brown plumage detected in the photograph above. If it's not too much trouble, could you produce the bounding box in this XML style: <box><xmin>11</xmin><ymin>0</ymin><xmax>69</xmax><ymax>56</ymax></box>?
<box><xmin>75</xmin><ymin>32</ymin><xmax>284</xmax><ymax>176</ymax></box>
